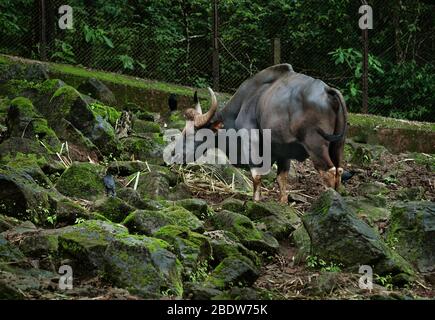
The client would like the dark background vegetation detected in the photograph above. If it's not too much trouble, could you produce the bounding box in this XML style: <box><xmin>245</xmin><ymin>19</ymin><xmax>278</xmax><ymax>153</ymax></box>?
<box><xmin>0</xmin><ymin>0</ymin><xmax>434</xmax><ymax>121</ymax></box>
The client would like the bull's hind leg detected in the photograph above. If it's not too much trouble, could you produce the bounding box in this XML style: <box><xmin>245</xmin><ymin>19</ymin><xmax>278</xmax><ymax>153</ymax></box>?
<box><xmin>250</xmin><ymin>167</ymin><xmax>263</xmax><ymax>202</ymax></box>
<box><xmin>304</xmin><ymin>134</ymin><xmax>337</xmax><ymax>189</ymax></box>
<box><xmin>277</xmin><ymin>159</ymin><xmax>291</xmax><ymax>204</ymax></box>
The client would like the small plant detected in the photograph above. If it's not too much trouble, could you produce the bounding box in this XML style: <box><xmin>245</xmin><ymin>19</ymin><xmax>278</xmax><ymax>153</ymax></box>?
<box><xmin>306</xmin><ymin>255</ymin><xmax>343</xmax><ymax>272</ymax></box>
<box><xmin>75</xmin><ymin>217</ymin><xmax>86</xmax><ymax>224</ymax></box>
<box><xmin>375</xmin><ymin>274</ymin><xmax>394</xmax><ymax>290</ymax></box>
<box><xmin>188</xmin><ymin>260</ymin><xmax>210</xmax><ymax>283</ymax></box>
<box><xmin>386</xmin><ymin>236</ymin><xmax>399</xmax><ymax>250</ymax></box>
<box><xmin>383</xmin><ymin>176</ymin><xmax>398</xmax><ymax>185</ymax></box>
<box><xmin>46</xmin><ymin>214</ymin><xmax>57</xmax><ymax>227</ymax></box>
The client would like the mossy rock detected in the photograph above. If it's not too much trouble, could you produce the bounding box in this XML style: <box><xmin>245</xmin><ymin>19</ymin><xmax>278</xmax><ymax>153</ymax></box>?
<box><xmin>49</xmin><ymin>194</ymin><xmax>90</xmax><ymax>226</ymax></box>
<box><xmin>55</xmin><ymin>162</ymin><xmax>105</xmax><ymax>200</ymax></box>
<box><xmin>116</xmin><ymin>187</ymin><xmax>164</xmax><ymax>210</ymax></box>
<box><xmin>175</xmin><ymin>198</ymin><xmax>210</xmax><ymax>219</ymax></box>
<box><xmin>210</xmin><ymin>210</ymin><xmax>279</xmax><ymax>255</ymax></box>
<box><xmin>17</xmin><ymin>230</ymin><xmax>60</xmax><ymax>259</ymax></box>
<box><xmin>220</xmin><ymin>198</ymin><xmax>245</xmax><ymax>213</ymax></box>
<box><xmin>0</xmin><ymin>234</ymin><xmax>26</xmax><ymax>263</ymax></box>
<box><xmin>6</xmin><ymin>97</ymin><xmax>60</xmax><ymax>151</ymax></box>
<box><xmin>93</xmin><ymin>196</ymin><xmax>134</xmax><ymax>223</ymax></box>
<box><xmin>123</xmin><ymin>205</ymin><xmax>203</xmax><ymax>235</ymax></box>
<box><xmin>47</xmin><ymin>85</ymin><xmax>119</xmax><ymax>156</ymax></box>
<box><xmin>132</xmin><ymin>119</ymin><xmax>161</xmax><ymax>134</ymax></box>
<box><xmin>291</xmin><ymin>225</ymin><xmax>311</xmax><ymax>264</ymax></box>
<box><xmin>245</xmin><ymin>201</ymin><xmax>301</xmax><ymax>240</ymax></box>
<box><xmin>396</xmin><ymin>187</ymin><xmax>427</xmax><ymax>201</ymax></box>
<box><xmin>0</xmin><ymin>138</ymin><xmax>47</xmax><ymax>162</ymax></box>
<box><xmin>77</xmin><ymin>77</ymin><xmax>117</xmax><ymax>106</ymax></box>
<box><xmin>0</xmin><ymin>165</ymin><xmax>52</xmax><ymax>224</ymax></box>
<box><xmin>153</xmin><ymin>225</ymin><xmax>212</xmax><ymax>275</ymax></box>
<box><xmin>0</xmin><ymin>152</ymin><xmax>53</xmax><ymax>190</ymax></box>
<box><xmin>0</xmin><ymin>266</ymin><xmax>56</xmax><ymax>300</ymax></box>
<box><xmin>120</xmin><ymin>134</ymin><xmax>165</xmax><ymax>165</ymax></box>
<box><xmin>89</xmin><ymin>101</ymin><xmax>121</xmax><ymax>127</ymax></box>
<box><xmin>167</xmin><ymin>182</ymin><xmax>192</xmax><ymax>201</ymax></box>
<box><xmin>103</xmin><ymin>234</ymin><xmax>183</xmax><ymax>298</ymax></box>
<box><xmin>57</xmin><ymin>220</ymin><xmax>183</xmax><ymax>297</ymax></box>
<box><xmin>131</xmin><ymin>169</ymin><xmax>178</xmax><ymax>200</ymax></box>
<box><xmin>303</xmin><ymin>189</ymin><xmax>415</xmax><ymax>280</ymax></box>
<box><xmin>107</xmin><ymin>160</ymin><xmax>151</xmax><ymax>176</ymax></box>
<box><xmin>344</xmin><ymin>196</ymin><xmax>391</xmax><ymax>228</ymax></box>
<box><xmin>386</xmin><ymin>201</ymin><xmax>435</xmax><ymax>273</ymax></box>
<box><xmin>0</xmin><ymin>215</ymin><xmax>21</xmax><ymax>233</ymax></box>
<box><xmin>204</xmin><ymin>230</ymin><xmax>260</xmax><ymax>267</ymax></box>
<box><xmin>205</xmin><ymin>255</ymin><xmax>260</xmax><ymax>290</ymax></box>
<box><xmin>357</xmin><ymin>182</ymin><xmax>390</xmax><ymax>197</ymax></box>
<box><xmin>183</xmin><ymin>282</ymin><xmax>223</xmax><ymax>300</ymax></box>
<box><xmin>212</xmin><ymin>287</ymin><xmax>266</xmax><ymax>300</ymax></box>
<box><xmin>345</xmin><ymin>141</ymin><xmax>387</xmax><ymax>166</ymax></box>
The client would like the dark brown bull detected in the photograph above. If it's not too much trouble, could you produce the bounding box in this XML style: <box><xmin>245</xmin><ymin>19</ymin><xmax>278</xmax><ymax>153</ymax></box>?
<box><xmin>180</xmin><ymin>64</ymin><xmax>348</xmax><ymax>203</ymax></box>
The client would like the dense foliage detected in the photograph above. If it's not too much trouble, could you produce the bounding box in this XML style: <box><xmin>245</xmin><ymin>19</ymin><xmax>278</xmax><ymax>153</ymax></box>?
<box><xmin>0</xmin><ymin>0</ymin><xmax>433</xmax><ymax>121</ymax></box>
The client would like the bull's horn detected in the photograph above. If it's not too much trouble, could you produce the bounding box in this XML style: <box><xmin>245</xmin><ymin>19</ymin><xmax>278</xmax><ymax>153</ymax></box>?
<box><xmin>194</xmin><ymin>91</ymin><xmax>202</xmax><ymax>114</ymax></box>
<box><xmin>194</xmin><ymin>87</ymin><xmax>217</xmax><ymax>128</ymax></box>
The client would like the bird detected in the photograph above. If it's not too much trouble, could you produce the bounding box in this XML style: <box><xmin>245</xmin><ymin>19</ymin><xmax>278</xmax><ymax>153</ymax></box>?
<box><xmin>341</xmin><ymin>170</ymin><xmax>357</xmax><ymax>184</ymax></box>
<box><xmin>103</xmin><ymin>174</ymin><xmax>116</xmax><ymax>197</ymax></box>
<box><xmin>168</xmin><ymin>93</ymin><xmax>177</xmax><ymax>112</ymax></box>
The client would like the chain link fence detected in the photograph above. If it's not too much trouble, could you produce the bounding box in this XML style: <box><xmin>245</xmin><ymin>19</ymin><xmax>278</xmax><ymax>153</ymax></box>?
<box><xmin>0</xmin><ymin>0</ymin><xmax>433</xmax><ymax>122</ymax></box>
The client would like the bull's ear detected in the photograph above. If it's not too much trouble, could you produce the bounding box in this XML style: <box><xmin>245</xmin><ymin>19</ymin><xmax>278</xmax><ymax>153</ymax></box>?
<box><xmin>210</xmin><ymin>121</ymin><xmax>224</xmax><ymax>133</ymax></box>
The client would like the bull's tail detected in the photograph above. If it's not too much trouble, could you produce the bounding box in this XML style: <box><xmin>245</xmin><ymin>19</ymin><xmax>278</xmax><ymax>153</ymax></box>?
<box><xmin>316</xmin><ymin>88</ymin><xmax>348</xmax><ymax>142</ymax></box>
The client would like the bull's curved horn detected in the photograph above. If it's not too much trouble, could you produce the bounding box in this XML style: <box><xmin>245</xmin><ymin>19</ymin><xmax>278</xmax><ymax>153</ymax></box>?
<box><xmin>194</xmin><ymin>91</ymin><xmax>202</xmax><ymax>114</ymax></box>
<box><xmin>193</xmin><ymin>87</ymin><xmax>217</xmax><ymax>128</ymax></box>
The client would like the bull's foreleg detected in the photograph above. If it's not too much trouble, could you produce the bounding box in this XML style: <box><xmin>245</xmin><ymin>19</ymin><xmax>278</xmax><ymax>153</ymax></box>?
<box><xmin>250</xmin><ymin>167</ymin><xmax>262</xmax><ymax>202</ymax></box>
<box><xmin>277</xmin><ymin>159</ymin><xmax>291</xmax><ymax>204</ymax></box>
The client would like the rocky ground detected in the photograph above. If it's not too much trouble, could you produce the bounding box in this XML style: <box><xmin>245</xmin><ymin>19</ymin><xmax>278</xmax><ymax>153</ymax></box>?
<box><xmin>0</xmin><ymin>62</ymin><xmax>434</xmax><ymax>300</ymax></box>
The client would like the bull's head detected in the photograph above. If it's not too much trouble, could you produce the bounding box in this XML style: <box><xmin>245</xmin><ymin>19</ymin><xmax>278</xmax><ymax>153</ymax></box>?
<box><xmin>171</xmin><ymin>88</ymin><xmax>220</xmax><ymax>164</ymax></box>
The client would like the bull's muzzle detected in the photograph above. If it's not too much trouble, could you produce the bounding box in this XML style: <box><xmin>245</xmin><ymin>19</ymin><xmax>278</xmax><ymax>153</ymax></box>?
<box><xmin>319</xmin><ymin>167</ymin><xmax>344</xmax><ymax>190</ymax></box>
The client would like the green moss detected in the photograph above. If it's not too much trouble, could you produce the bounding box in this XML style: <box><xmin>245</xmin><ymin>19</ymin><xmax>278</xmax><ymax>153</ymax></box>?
<box><xmin>348</xmin><ymin>113</ymin><xmax>435</xmax><ymax>132</ymax></box>
<box><xmin>55</xmin><ymin>162</ymin><xmax>105</xmax><ymax>199</ymax></box>
<box><xmin>1</xmin><ymin>152</ymin><xmax>48</xmax><ymax>168</ymax></box>
<box><xmin>10</xmin><ymin>96</ymin><xmax>34</xmax><ymax>113</ymax></box>
<box><xmin>89</xmin><ymin>102</ymin><xmax>121</xmax><ymax>126</ymax></box>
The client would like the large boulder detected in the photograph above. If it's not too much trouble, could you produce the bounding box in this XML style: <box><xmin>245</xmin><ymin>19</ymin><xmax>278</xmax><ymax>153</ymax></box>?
<box><xmin>92</xmin><ymin>197</ymin><xmax>135</xmax><ymax>223</ymax></box>
<box><xmin>205</xmin><ymin>255</ymin><xmax>260</xmax><ymax>290</ymax></box>
<box><xmin>0</xmin><ymin>234</ymin><xmax>26</xmax><ymax>263</ymax></box>
<box><xmin>153</xmin><ymin>225</ymin><xmax>212</xmax><ymax>275</ymax></box>
<box><xmin>57</xmin><ymin>220</ymin><xmax>183</xmax><ymax>297</ymax></box>
<box><xmin>123</xmin><ymin>205</ymin><xmax>203</xmax><ymax>235</ymax></box>
<box><xmin>245</xmin><ymin>201</ymin><xmax>301</xmax><ymax>240</ymax></box>
<box><xmin>344</xmin><ymin>196</ymin><xmax>390</xmax><ymax>229</ymax></box>
<box><xmin>386</xmin><ymin>202</ymin><xmax>435</xmax><ymax>273</ymax></box>
<box><xmin>77</xmin><ymin>78</ymin><xmax>117</xmax><ymax>106</ymax></box>
<box><xmin>46</xmin><ymin>86</ymin><xmax>119</xmax><ymax>156</ymax></box>
<box><xmin>204</xmin><ymin>230</ymin><xmax>260</xmax><ymax>267</ymax></box>
<box><xmin>302</xmin><ymin>189</ymin><xmax>414</xmax><ymax>281</ymax></box>
<box><xmin>120</xmin><ymin>134</ymin><xmax>165</xmax><ymax>165</ymax></box>
<box><xmin>55</xmin><ymin>162</ymin><xmax>105</xmax><ymax>200</ymax></box>
<box><xmin>6</xmin><ymin>97</ymin><xmax>60</xmax><ymax>151</ymax></box>
<box><xmin>210</xmin><ymin>210</ymin><xmax>279</xmax><ymax>255</ymax></box>
<box><xmin>175</xmin><ymin>198</ymin><xmax>210</xmax><ymax>219</ymax></box>
<box><xmin>0</xmin><ymin>165</ymin><xmax>52</xmax><ymax>224</ymax></box>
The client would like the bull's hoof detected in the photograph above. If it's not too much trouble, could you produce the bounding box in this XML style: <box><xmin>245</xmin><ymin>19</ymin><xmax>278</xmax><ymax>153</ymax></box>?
<box><xmin>279</xmin><ymin>195</ymin><xmax>289</xmax><ymax>204</ymax></box>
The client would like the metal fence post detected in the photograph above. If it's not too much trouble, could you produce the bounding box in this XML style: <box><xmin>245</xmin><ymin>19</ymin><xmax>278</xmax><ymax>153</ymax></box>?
<box><xmin>212</xmin><ymin>0</ymin><xmax>220</xmax><ymax>91</ymax></box>
<box><xmin>362</xmin><ymin>1</ymin><xmax>369</xmax><ymax>114</ymax></box>
<box><xmin>40</xmin><ymin>0</ymin><xmax>47</xmax><ymax>61</ymax></box>
<box><xmin>273</xmin><ymin>38</ymin><xmax>281</xmax><ymax>65</ymax></box>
